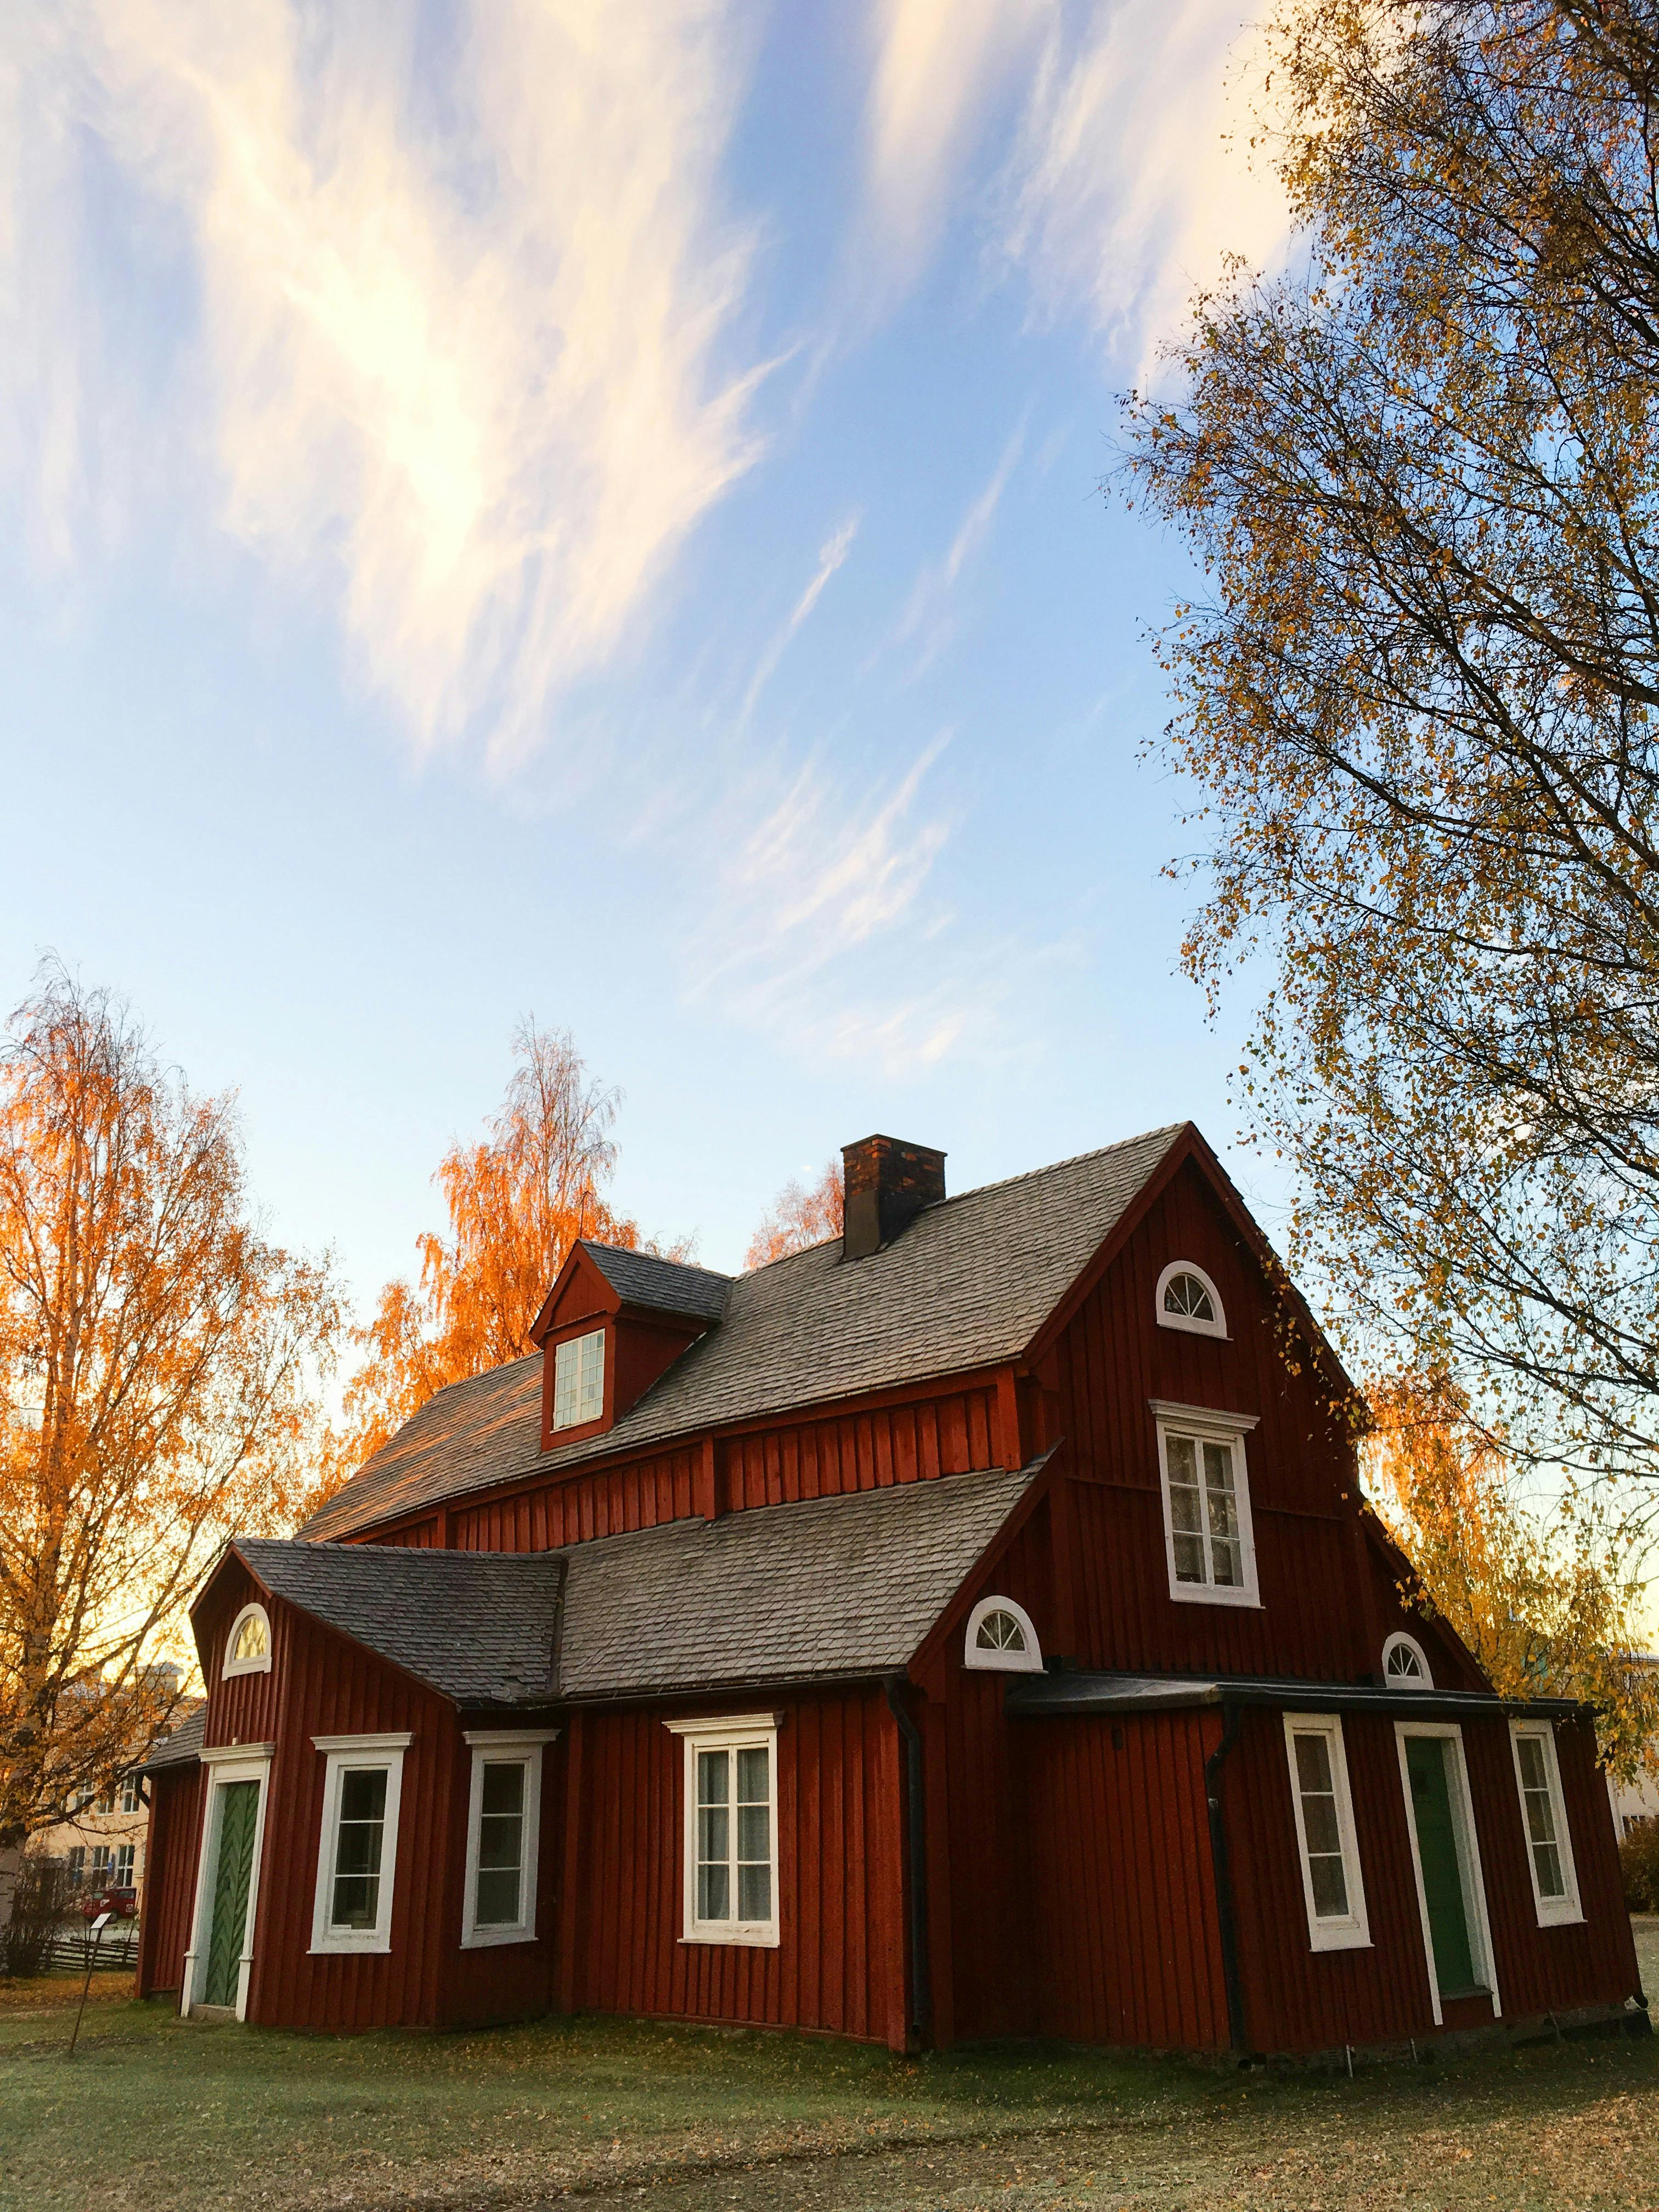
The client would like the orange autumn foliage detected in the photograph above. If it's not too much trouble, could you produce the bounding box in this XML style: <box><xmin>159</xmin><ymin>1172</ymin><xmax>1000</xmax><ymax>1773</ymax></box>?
<box><xmin>0</xmin><ymin>963</ymin><xmax>338</xmax><ymax>1852</ymax></box>
<box><xmin>744</xmin><ymin>1158</ymin><xmax>844</xmax><ymax>1269</ymax></box>
<box><xmin>322</xmin><ymin>1023</ymin><xmax>675</xmax><ymax>1494</ymax></box>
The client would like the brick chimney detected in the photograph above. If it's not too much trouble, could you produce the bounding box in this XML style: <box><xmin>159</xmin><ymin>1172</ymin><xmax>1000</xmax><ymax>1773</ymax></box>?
<box><xmin>840</xmin><ymin>1135</ymin><xmax>946</xmax><ymax>1260</ymax></box>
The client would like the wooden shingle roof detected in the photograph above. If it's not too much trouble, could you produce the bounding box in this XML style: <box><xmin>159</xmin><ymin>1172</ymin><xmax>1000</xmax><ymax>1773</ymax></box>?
<box><xmin>300</xmin><ymin>1126</ymin><xmax>1181</xmax><ymax>1543</ymax></box>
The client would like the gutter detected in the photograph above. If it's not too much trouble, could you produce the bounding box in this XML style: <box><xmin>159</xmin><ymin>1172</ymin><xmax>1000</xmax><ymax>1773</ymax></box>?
<box><xmin>884</xmin><ymin>1675</ymin><xmax>932</xmax><ymax>2049</ymax></box>
<box><xmin>1204</xmin><ymin>1696</ymin><xmax>1248</xmax><ymax>2056</ymax></box>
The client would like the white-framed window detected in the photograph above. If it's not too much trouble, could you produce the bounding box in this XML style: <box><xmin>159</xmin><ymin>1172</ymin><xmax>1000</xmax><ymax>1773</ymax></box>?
<box><xmin>963</xmin><ymin>1595</ymin><xmax>1043</xmax><ymax>1673</ymax></box>
<box><xmin>309</xmin><ymin>1733</ymin><xmax>411</xmax><ymax>1955</ymax></box>
<box><xmin>112</xmin><ymin>1842</ymin><xmax>136</xmax><ymax>1886</ymax></box>
<box><xmin>1384</xmin><ymin>1632</ymin><xmax>1433</xmax><ymax>1688</ymax></box>
<box><xmin>93</xmin><ymin>1786</ymin><xmax>115</xmax><ymax>1815</ymax></box>
<box><xmin>552</xmin><ymin>1327</ymin><xmax>606</xmax><ymax>1430</ymax></box>
<box><xmin>664</xmin><ymin>1715</ymin><xmax>780</xmax><ymax>1948</ymax></box>
<box><xmin>119</xmin><ymin>1771</ymin><xmax>142</xmax><ymax>1814</ymax></box>
<box><xmin>91</xmin><ymin>1843</ymin><xmax>111</xmax><ymax>1881</ymax></box>
<box><xmin>461</xmin><ymin>1729</ymin><xmax>558</xmax><ymax>1949</ymax></box>
<box><xmin>1155</xmin><ymin>1261</ymin><xmax>1227</xmax><ymax>1338</ymax></box>
<box><xmin>1150</xmin><ymin>1401</ymin><xmax>1261</xmax><ymax>1606</ymax></box>
<box><xmin>1283</xmin><ymin>1715</ymin><xmax>1370</xmax><ymax>1950</ymax></box>
<box><xmin>67</xmin><ymin>1844</ymin><xmax>87</xmax><ymax>1886</ymax></box>
<box><xmin>1510</xmin><ymin>1722</ymin><xmax>1583</xmax><ymax>1927</ymax></box>
<box><xmin>223</xmin><ymin>1602</ymin><xmax>273</xmax><ymax>1678</ymax></box>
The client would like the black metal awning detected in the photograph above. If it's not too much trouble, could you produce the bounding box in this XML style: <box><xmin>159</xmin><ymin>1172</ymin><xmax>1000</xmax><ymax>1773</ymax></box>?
<box><xmin>1004</xmin><ymin>1669</ymin><xmax>1583</xmax><ymax>1723</ymax></box>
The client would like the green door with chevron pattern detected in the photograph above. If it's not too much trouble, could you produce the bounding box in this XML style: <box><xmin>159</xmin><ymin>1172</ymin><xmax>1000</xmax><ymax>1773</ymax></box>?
<box><xmin>203</xmin><ymin>1781</ymin><xmax>259</xmax><ymax>2008</ymax></box>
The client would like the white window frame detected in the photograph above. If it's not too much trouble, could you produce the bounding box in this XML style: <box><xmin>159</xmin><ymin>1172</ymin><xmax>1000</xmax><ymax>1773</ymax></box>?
<box><xmin>1282</xmin><ymin>1714</ymin><xmax>1371</xmax><ymax>1952</ymax></box>
<box><xmin>308</xmin><ymin>1732</ymin><xmax>411</xmax><ymax>1956</ymax></box>
<box><xmin>1150</xmin><ymin>1401</ymin><xmax>1261</xmax><ymax>1607</ymax></box>
<box><xmin>180</xmin><ymin>1740</ymin><xmax>275</xmax><ymax>2019</ymax></box>
<box><xmin>118</xmin><ymin>1771</ymin><xmax>142</xmax><ymax>1814</ymax></box>
<box><xmin>1155</xmin><ymin>1261</ymin><xmax>1228</xmax><ymax>1338</ymax></box>
<box><xmin>963</xmin><ymin>1595</ymin><xmax>1043</xmax><ymax>1673</ymax></box>
<box><xmin>551</xmin><ymin>1325</ymin><xmax>606</xmax><ymax>1430</ymax></box>
<box><xmin>460</xmin><ymin>1729</ymin><xmax>559</xmax><ymax>1949</ymax></box>
<box><xmin>664</xmin><ymin>1714</ymin><xmax>781</xmax><ymax>1949</ymax></box>
<box><xmin>1509</xmin><ymin>1721</ymin><xmax>1583</xmax><ymax>1928</ymax></box>
<box><xmin>222</xmin><ymin>1602</ymin><xmax>273</xmax><ymax>1678</ymax></box>
<box><xmin>1394</xmin><ymin>1720</ymin><xmax>1502</xmax><ymax>2025</ymax></box>
<box><xmin>1383</xmin><ymin>1631</ymin><xmax>1434</xmax><ymax>1688</ymax></box>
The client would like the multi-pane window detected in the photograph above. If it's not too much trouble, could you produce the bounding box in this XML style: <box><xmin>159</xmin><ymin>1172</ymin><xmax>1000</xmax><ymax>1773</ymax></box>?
<box><xmin>963</xmin><ymin>1596</ymin><xmax>1043</xmax><ymax>1673</ymax></box>
<box><xmin>310</xmin><ymin>1734</ymin><xmax>409</xmax><ymax>1955</ymax></box>
<box><xmin>224</xmin><ymin>1603</ymin><xmax>272</xmax><ymax>1676</ymax></box>
<box><xmin>667</xmin><ymin>1718</ymin><xmax>780</xmax><ymax>1946</ymax></box>
<box><xmin>1283</xmin><ymin>1716</ymin><xmax>1370</xmax><ymax>1950</ymax></box>
<box><xmin>1155</xmin><ymin>1262</ymin><xmax>1227</xmax><ymax>1338</ymax></box>
<box><xmin>119</xmin><ymin>1773</ymin><xmax>142</xmax><ymax>1814</ymax></box>
<box><xmin>552</xmin><ymin>1328</ymin><xmax>605</xmax><ymax>1430</ymax></box>
<box><xmin>67</xmin><ymin>1845</ymin><xmax>86</xmax><ymax>1887</ymax></box>
<box><xmin>461</xmin><ymin>1731</ymin><xmax>554</xmax><ymax>1948</ymax></box>
<box><xmin>112</xmin><ymin>1843</ymin><xmax>136</xmax><ymax>1886</ymax></box>
<box><xmin>1511</xmin><ymin>1724</ymin><xmax>1582</xmax><ymax>1925</ymax></box>
<box><xmin>330</xmin><ymin>1770</ymin><xmax>387</xmax><ymax>1928</ymax></box>
<box><xmin>1155</xmin><ymin>1413</ymin><xmax>1260</xmax><ymax>1605</ymax></box>
<box><xmin>1385</xmin><ymin>1634</ymin><xmax>1431</xmax><ymax>1686</ymax></box>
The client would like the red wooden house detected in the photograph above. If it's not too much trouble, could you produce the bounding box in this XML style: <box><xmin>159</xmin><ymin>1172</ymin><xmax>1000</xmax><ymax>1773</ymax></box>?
<box><xmin>138</xmin><ymin>1126</ymin><xmax>1645</xmax><ymax>2056</ymax></box>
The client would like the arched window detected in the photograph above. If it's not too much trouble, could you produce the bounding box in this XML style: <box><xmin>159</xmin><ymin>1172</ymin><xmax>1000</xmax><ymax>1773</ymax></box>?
<box><xmin>1155</xmin><ymin>1261</ymin><xmax>1227</xmax><ymax>1339</ymax></box>
<box><xmin>963</xmin><ymin>1596</ymin><xmax>1043</xmax><ymax>1673</ymax></box>
<box><xmin>223</xmin><ymin>1602</ymin><xmax>272</xmax><ymax>1679</ymax></box>
<box><xmin>1383</xmin><ymin>1631</ymin><xmax>1432</xmax><ymax>1688</ymax></box>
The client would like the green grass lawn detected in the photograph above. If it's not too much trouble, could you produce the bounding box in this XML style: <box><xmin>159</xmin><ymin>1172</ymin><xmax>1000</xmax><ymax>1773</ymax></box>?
<box><xmin>1</xmin><ymin>1949</ymin><xmax>1656</xmax><ymax>2212</ymax></box>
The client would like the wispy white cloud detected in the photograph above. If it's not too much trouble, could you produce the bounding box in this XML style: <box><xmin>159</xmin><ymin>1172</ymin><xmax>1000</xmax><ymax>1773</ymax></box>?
<box><xmin>893</xmin><ymin>420</ymin><xmax>1024</xmax><ymax>665</ymax></box>
<box><xmin>998</xmin><ymin>1</ymin><xmax>1289</xmax><ymax>370</ymax></box>
<box><xmin>1</xmin><ymin>0</ymin><xmax>766</xmax><ymax>765</ymax></box>
<box><xmin>859</xmin><ymin>0</ymin><xmax>1051</xmax><ymax>306</ymax></box>
<box><xmin>741</xmin><ymin>511</ymin><xmax>860</xmax><ymax>724</ymax></box>
<box><xmin>682</xmin><ymin>735</ymin><xmax>973</xmax><ymax>1076</ymax></box>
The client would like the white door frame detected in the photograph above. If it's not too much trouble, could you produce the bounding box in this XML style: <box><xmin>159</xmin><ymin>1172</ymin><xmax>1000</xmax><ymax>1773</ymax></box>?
<box><xmin>180</xmin><ymin>1743</ymin><xmax>275</xmax><ymax>2021</ymax></box>
<box><xmin>1393</xmin><ymin>1720</ymin><xmax>1501</xmax><ymax>2026</ymax></box>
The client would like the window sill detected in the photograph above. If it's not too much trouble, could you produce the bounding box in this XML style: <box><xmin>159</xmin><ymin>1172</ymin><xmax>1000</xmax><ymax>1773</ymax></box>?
<box><xmin>461</xmin><ymin>1927</ymin><xmax>539</xmax><ymax>1950</ymax></box>
<box><xmin>1534</xmin><ymin>1905</ymin><xmax>1585</xmax><ymax>1929</ymax></box>
<box><xmin>308</xmin><ymin>1936</ymin><xmax>392</xmax><ymax>1956</ymax></box>
<box><xmin>679</xmin><ymin>1927</ymin><xmax>781</xmax><ymax>1949</ymax></box>
<box><xmin>1307</xmin><ymin>1926</ymin><xmax>1372</xmax><ymax>1954</ymax></box>
<box><xmin>1166</xmin><ymin>1583</ymin><xmax>1263</xmax><ymax>1609</ymax></box>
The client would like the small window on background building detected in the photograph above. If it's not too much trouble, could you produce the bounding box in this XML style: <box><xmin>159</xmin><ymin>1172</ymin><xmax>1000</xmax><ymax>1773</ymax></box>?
<box><xmin>665</xmin><ymin>1718</ymin><xmax>780</xmax><ymax>1946</ymax></box>
<box><xmin>119</xmin><ymin>1773</ymin><xmax>141</xmax><ymax>1814</ymax></box>
<box><xmin>1384</xmin><ymin>1633</ymin><xmax>1432</xmax><ymax>1687</ymax></box>
<box><xmin>962</xmin><ymin>1596</ymin><xmax>1043</xmax><ymax>1672</ymax></box>
<box><xmin>1510</xmin><ymin>1723</ymin><xmax>1582</xmax><ymax>1926</ymax></box>
<box><xmin>91</xmin><ymin>1844</ymin><xmax>111</xmax><ymax>1881</ymax></box>
<box><xmin>1283</xmin><ymin>1716</ymin><xmax>1370</xmax><ymax>1951</ymax></box>
<box><xmin>67</xmin><ymin>1846</ymin><xmax>86</xmax><ymax>1887</ymax></box>
<box><xmin>112</xmin><ymin>1843</ymin><xmax>135</xmax><ymax>1886</ymax></box>
<box><xmin>93</xmin><ymin>1787</ymin><xmax>115</xmax><ymax>1816</ymax></box>
<box><xmin>552</xmin><ymin>1328</ymin><xmax>606</xmax><ymax>1430</ymax></box>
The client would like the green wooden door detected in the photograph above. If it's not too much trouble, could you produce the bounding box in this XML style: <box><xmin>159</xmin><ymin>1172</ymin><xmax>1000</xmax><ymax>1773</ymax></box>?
<box><xmin>203</xmin><ymin>1781</ymin><xmax>259</xmax><ymax>2008</ymax></box>
<box><xmin>1405</xmin><ymin>1736</ymin><xmax>1479</xmax><ymax>1997</ymax></box>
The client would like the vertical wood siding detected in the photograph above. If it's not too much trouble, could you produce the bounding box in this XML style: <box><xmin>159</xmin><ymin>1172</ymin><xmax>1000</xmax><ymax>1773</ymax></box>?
<box><xmin>137</xmin><ymin>1763</ymin><xmax>205</xmax><ymax>1997</ymax></box>
<box><xmin>562</xmin><ymin>1688</ymin><xmax>906</xmax><ymax>2046</ymax></box>
<box><xmin>1020</xmin><ymin>1708</ymin><xmax>1228</xmax><ymax>2050</ymax></box>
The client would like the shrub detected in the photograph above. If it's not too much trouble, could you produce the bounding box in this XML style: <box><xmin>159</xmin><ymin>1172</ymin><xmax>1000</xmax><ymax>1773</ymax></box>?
<box><xmin>1</xmin><ymin>1852</ymin><xmax>72</xmax><ymax>1977</ymax></box>
<box><xmin>1620</xmin><ymin>1818</ymin><xmax>1659</xmax><ymax>1914</ymax></box>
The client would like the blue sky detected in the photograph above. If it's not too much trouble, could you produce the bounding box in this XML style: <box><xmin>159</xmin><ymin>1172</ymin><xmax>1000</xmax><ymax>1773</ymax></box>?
<box><xmin>1</xmin><ymin>1</ymin><xmax>1289</xmax><ymax>1302</ymax></box>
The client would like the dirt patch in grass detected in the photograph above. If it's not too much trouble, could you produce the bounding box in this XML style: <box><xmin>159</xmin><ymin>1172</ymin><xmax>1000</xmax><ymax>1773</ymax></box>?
<box><xmin>1</xmin><ymin>1983</ymin><xmax>1655</xmax><ymax>2212</ymax></box>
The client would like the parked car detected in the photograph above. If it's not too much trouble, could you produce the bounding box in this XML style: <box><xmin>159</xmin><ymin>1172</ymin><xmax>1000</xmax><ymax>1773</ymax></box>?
<box><xmin>80</xmin><ymin>1884</ymin><xmax>137</xmax><ymax>1922</ymax></box>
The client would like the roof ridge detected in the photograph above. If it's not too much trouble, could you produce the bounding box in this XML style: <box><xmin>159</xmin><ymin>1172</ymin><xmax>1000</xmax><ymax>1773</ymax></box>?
<box><xmin>578</xmin><ymin>1239</ymin><xmax>734</xmax><ymax>1283</ymax></box>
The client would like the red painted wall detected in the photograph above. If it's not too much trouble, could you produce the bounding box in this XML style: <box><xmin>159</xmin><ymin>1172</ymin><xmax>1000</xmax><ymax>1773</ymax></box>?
<box><xmin>558</xmin><ymin>1687</ymin><xmax>907</xmax><ymax>2049</ymax></box>
<box><xmin>137</xmin><ymin>1761</ymin><xmax>204</xmax><ymax>1998</ymax></box>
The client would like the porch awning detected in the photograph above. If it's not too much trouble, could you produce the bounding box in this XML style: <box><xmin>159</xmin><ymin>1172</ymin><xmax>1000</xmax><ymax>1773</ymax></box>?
<box><xmin>1004</xmin><ymin>1669</ymin><xmax>1585</xmax><ymax>1723</ymax></box>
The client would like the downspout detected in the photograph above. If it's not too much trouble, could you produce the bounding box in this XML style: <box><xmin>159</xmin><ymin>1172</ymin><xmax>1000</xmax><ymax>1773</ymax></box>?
<box><xmin>884</xmin><ymin>1675</ymin><xmax>932</xmax><ymax>2049</ymax></box>
<box><xmin>1204</xmin><ymin>1697</ymin><xmax>1248</xmax><ymax>2055</ymax></box>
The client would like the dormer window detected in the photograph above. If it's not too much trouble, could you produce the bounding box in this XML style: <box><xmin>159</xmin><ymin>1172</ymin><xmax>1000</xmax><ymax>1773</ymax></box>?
<box><xmin>552</xmin><ymin>1328</ymin><xmax>605</xmax><ymax>1431</ymax></box>
<box><xmin>1156</xmin><ymin>1262</ymin><xmax>1227</xmax><ymax>1338</ymax></box>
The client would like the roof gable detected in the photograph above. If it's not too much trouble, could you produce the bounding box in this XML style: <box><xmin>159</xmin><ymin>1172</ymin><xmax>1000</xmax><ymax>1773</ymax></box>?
<box><xmin>301</xmin><ymin>1124</ymin><xmax>1184</xmax><ymax>1541</ymax></box>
